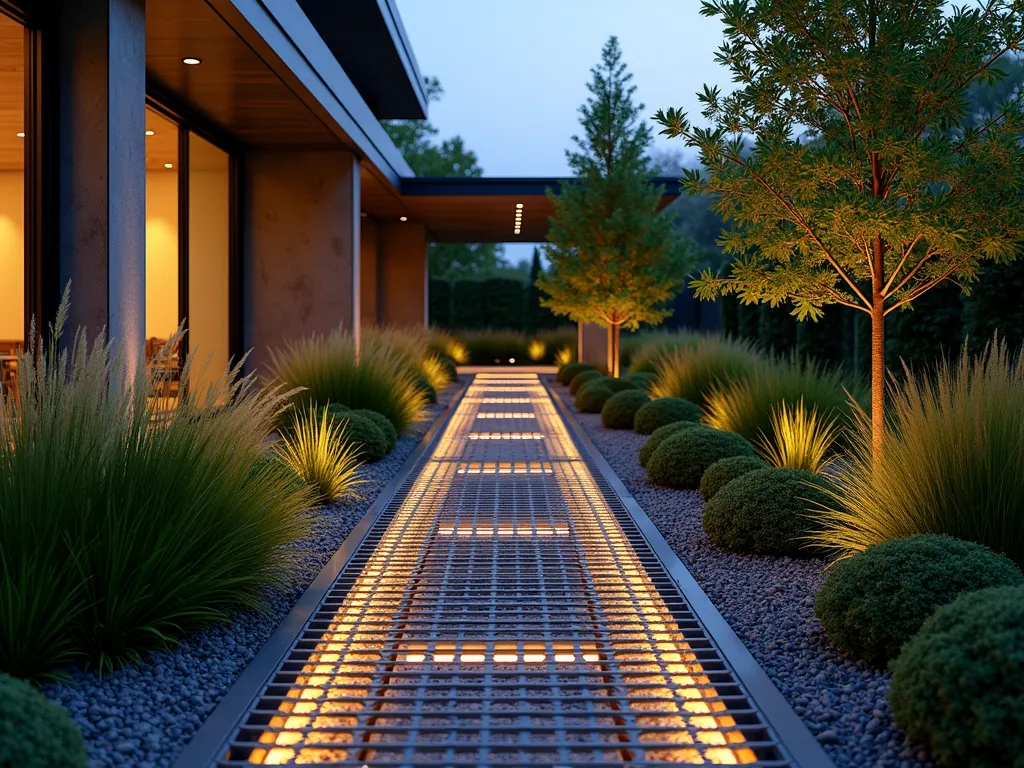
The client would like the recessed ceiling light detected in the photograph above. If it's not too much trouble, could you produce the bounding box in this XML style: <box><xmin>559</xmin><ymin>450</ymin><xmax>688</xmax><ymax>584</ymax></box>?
<box><xmin>182</xmin><ymin>57</ymin><xmax>202</xmax><ymax>65</ymax></box>
<box><xmin>399</xmin><ymin>216</ymin><xmax>408</xmax><ymax>222</ymax></box>
<box><xmin>515</xmin><ymin>203</ymin><xmax>524</xmax><ymax>209</ymax></box>
<box><xmin>145</xmin><ymin>130</ymin><xmax>155</xmax><ymax>136</ymax></box>
<box><xmin>360</xmin><ymin>212</ymin><xmax>367</xmax><ymax>218</ymax></box>
<box><xmin>164</xmin><ymin>163</ymin><xmax>173</xmax><ymax>169</ymax></box>
<box><xmin>15</xmin><ymin>132</ymin><xmax>24</xmax><ymax>138</ymax></box>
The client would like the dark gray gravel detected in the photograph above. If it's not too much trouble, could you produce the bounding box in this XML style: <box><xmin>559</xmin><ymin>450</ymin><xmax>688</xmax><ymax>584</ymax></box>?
<box><xmin>43</xmin><ymin>391</ymin><xmax>455</xmax><ymax>768</ymax></box>
<box><xmin>556</xmin><ymin>386</ymin><xmax>935</xmax><ymax>768</ymax></box>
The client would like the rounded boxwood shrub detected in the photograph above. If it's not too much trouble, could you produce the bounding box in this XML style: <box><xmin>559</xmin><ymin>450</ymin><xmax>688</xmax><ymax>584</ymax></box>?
<box><xmin>647</xmin><ymin>427</ymin><xmax>755</xmax><ymax>489</ymax></box>
<box><xmin>558</xmin><ymin>362</ymin><xmax>595</xmax><ymax>385</ymax></box>
<box><xmin>699</xmin><ymin>455</ymin><xmax>768</xmax><ymax>501</ymax></box>
<box><xmin>633</xmin><ymin>397</ymin><xmax>702</xmax><ymax>435</ymax></box>
<box><xmin>334</xmin><ymin>412</ymin><xmax>389</xmax><ymax>462</ymax></box>
<box><xmin>601</xmin><ymin>390</ymin><xmax>651</xmax><ymax>429</ymax></box>
<box><xmin>814</xmin><ymin>535</ymin><xmax>1023</xmax><ymax>667</ymax></box>
<box><xmin>638</xmin><ymin>420</ymin><xmax>705</xmax><ymax>468</ymax></box>
<box><xmin>889</xmin><ymin>586</ymin><xmax>1024</xmax><ymax>768</ymax></box>
<box><xmin>575</xmin><ymin>381</ymin><xmax>614</xmax><ymax>413</ymax></box>
<box><xmin>0</xmin><ymin>673</ymin><xmax>88</xmax><ymax>768</ymax></box>
<box><xmin>605</xmin><ymin>377</ymin><xmax>639</xmax><ymax>393</ymax></box>
<box><xmin>411</xmin><ymin>374</ymin><xmax>437</xmax><ymax>403</ymax></box>
<box><xmin>352</xmin><ymin>409</ymin><xmax>399</xmax><ymax>453</ymax></box>
<box><xmin>702</xmin><ymin>468</ymin><xmax>831</xmax><ymax>557</ymax></box>
<box><xmin>626</xmin><ymin>371</ymin><xmax>657</xmax><ymax>391</ymax></box>
<box><xmin>569</xmin><ymin>369</ymin><xmax>603</xmax><ymax>395</ymax></box>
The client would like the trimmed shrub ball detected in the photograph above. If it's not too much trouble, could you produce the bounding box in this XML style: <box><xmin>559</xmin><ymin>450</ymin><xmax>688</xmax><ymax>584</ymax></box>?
<box><xmin>335</xmin><ymin>412</ymin><xmax>389</xmax><ymax>462</ymax></box>
<box><xmin>411</xmin><ymin>374</ymin><xmax>437</xmax><ymax>403</ymax></box>
<box><xmin>634</xmin><ymin>397</ymin><xmax>702</xmax><ymax>435</ymax></box>
<box><xmin>281</xmin><ymin>401</ymin><xmax>349</xmax><ymax>437</ymax></box>
<box><xmin>601</xmin><ymin>389</ymin><xmax>651</xmax><ymax>429</ymax></box>
<box><xmin>605</xmin><ymin>377</ymin><xmax>639</xmax><ymax>393</ymax></box>
<box><xmin>575</xmin><ymin>381</ymin><xmax>615</xmax><ymax>414</ymax></box>
<box><xmin>569</xmin><ymin>369</ymin><xmax>603</xmax><ymax>395</ymax></box>
<box><xmin>638</xmin><ymin>420</ymin><xmax>705</xmax><ymax>468</ymax></box>
<box><xmin>626</xmin><ymin>371</ymin><xmax>657</xmax><ymax>391</ymax></box>
<box><xmin>699</xmin><ymin>455</ymin><xmax>768</xmax><ymax>501</ymax></box>
<box><xmin>0</xmin><ymin>673</ymin><xmax>88</xmax><ymax>768</ymax></box>
<box><xmin>647</xmin><ymin>427</ymin><xmax>755</xmax><ymax>489</ymax></box>
<box><xmin>703</xmin><ymin>468</ymin><xmax>831</xmax><ymax>557</ymax></box>
<box><xmin>352</xmin><ymin>408</ymin><xmax>399</xmax><ymax>453</ymax></box>
<box><xmin>558</xmin><ymin>362</ymin><xmax>595</xmax><ymax>385</ymax></box>
<box><xmin>814</xmin><ymin>534</ymin><xmax>1023</xmax><ymax>667</ymax></box>
<box><xmin>889</xmin><ymin>586</ymin><xmax>1024</xmax><ymax>768</ymax></box>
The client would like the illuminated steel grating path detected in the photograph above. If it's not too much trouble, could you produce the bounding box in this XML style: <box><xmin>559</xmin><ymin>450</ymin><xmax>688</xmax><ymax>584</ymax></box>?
<box><xmin>220</xmin><ymin>373</ymin><xmax>806</xmax><ymax>766</ymax></box>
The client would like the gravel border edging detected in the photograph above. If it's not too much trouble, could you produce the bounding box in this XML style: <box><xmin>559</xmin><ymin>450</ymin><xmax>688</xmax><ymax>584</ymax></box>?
<box><xmin>553</xmin><ymin>383</ymin><xmax>935</xmax><ymax>768</ymax></box>
<box><xmin>43</xmin><ymin>388</ymin><xmax>459</xmax><ymax>768</ymax></box>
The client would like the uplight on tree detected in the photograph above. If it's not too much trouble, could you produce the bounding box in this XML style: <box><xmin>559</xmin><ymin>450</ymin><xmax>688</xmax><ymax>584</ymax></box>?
<box><xmin>539</xmin><ymin>36</ymin><xmax>695</xmax><ymax>377</ymax></box>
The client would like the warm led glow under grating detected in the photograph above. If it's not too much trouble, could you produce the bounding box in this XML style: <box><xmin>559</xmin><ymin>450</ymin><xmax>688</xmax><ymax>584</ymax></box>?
<box><xmin>225</xmin><ymin>374</ymin><xmax>792</xmax><ymax>766</ymax></box>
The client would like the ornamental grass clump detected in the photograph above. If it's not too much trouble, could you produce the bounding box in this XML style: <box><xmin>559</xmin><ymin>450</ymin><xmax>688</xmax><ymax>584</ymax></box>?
<box><xmin>756</xmin><ymin>398</ymin><xmax>841</xmax><ymax>474</ymax></box>
<box><xmin>0</xmin><ymin>292</ymin><xmax>312</xmax><ymax>680</ymax></box>
<box><xmin>812</xmin><ymin>340</ymin><xmax>1024</xmax><ymax>567</ymax></box>
<box><xmin>277</xmin><ymin>404</ymin><xmax>364</xmax><ymax>505</ymax></box>
<box><xmin>649</xmin><ymin>337</ymin><xmax>759</xmax><ymax>404</ymax></box>
<box><xmin>554</xmin><ymin>345</ymin><xmax>574</xmax><ymax>368</ymax></box>
<box><xmin>703</xmin><ymin>356</ymin><xmax>862</xmax><ymax>449</ymax></box>
<box><xmin>527</xmin><ymin>339</ymin><xmax>546</xmax><ymax>361</ymax></box>
<box><xmin>889</xmin><ymin>586</ymin><xmax>1024</xmax><ymax>768</ymax></box>
<box><xmin>625</xmin><ymin>330</ymin><xmax>703</xmax><ymax>374</ymax></box>
<box><xmin>270</xmin><ymin>328</ymin><xmax>427</xmax><ymax>434</ymax></box>
<box><xmin>814</xmin><ymin>535</ymin><xmax>1022</xmax><ymax>667</ymax></box>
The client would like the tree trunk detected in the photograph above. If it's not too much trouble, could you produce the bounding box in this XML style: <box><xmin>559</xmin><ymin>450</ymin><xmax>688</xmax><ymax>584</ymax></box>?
<box><xmin>606</xmin><ymin>325</ymin><xmax>614</xmax><ymax>376</ymax></box>
<box><xmin>870</xmin><ymin>298</ymin><xmax>885</xmax><ymax>461</ymax></box>
<box><xmin>611</xmin><ymin>324</ymin><xmax>621</xmax><ymax>378</ymax></box>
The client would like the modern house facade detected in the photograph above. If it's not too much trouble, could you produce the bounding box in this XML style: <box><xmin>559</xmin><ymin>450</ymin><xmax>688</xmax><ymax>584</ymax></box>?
<box><xmin>0</xmin><ymin>0</ymin><xmax>681</xmax><ymax>388</ymax></box>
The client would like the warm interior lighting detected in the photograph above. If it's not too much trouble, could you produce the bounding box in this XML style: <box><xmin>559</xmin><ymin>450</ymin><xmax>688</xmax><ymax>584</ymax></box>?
<box><xmin>509</xmin><ymin>357</ymin><xmax>516</xmax><ymax>363</ymax></box>
<box><xmin>182</xmin><ymin>57</ymin><xmax>202</xmax><ymax>65</ymax></box>
<box><xmin>15</xmin><ymin>132</ymin><xmax>25</xmax><ymax>138</ymax></box>
<box><xmin>515</xmin><ymin>203</ymin><xmax>523</xmax><ymax>208</ymax></box>
<box><xmin>145</xmin><ymin>130</ymin><xmax>155</xmax><ymax>136</ymax></box>
<box><xmin>164</xmin><ymin>163</ymin><xmax>173</xmax><ymax>169</ymax></box>
<box><xmin>399</xmin><ymin>215</ymin><xmax>408</xmax><ymax>222</ymax></box>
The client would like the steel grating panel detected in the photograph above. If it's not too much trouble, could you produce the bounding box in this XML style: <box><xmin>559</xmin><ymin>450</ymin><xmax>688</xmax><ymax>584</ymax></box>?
<box><xmin>218</xmin><ymin>373</ymin><xmax>798</xmax><ymax>767</ymax></box>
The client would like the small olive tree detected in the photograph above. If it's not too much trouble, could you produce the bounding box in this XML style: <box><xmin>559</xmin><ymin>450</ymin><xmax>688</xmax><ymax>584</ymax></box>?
<box><xmin>539</xmin><ymin>37</ymin><xmax>694</xmax><ymax>377</ymax></box>
<box><xmin>655</xmin><ymin>0</ymin><xmax>1024</xmax><ymax>455</ymax></box>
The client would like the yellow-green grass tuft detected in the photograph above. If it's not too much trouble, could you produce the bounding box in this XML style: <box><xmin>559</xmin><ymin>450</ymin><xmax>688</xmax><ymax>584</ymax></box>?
<box><xmin>277</xmin><ymin>404</ymin><xmax>365</xmax><ymax>505</ymax></box>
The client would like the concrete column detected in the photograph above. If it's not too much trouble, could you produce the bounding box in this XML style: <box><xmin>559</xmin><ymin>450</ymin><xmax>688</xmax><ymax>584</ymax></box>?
<box><xmin>56</xmin><ymin>0</ymin><xmax>146</xmax><ymax>366</ymax></box>
<box><xmin>579</xmin><ymin>322</ymin><xmax>608</xmax><ymax>371</ymax></box>
<box><xmin>377</xmin><ymin>220</ymin><xmax>427</xmax><ymax>327</ymax></box>
<box><xmin>360</xmin><ymin>215</ymin><xmax>379</xmax><ymax>325</ymax></box>
<box><xmin>242</xmin><ymin>149</ymin><xmax>360</xmax><ymax>375</ymax></box>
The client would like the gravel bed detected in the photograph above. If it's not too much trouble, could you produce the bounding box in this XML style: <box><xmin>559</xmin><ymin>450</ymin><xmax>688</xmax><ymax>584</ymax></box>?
<box><xmin>555</xmin><ymin>386</ymin><xmax>934</xmax><ymax>768</ymax></box>
<box><xmin>44</xmin><ymin>388</ymin><xmax>458</xmax><ymax>768</ymax></box>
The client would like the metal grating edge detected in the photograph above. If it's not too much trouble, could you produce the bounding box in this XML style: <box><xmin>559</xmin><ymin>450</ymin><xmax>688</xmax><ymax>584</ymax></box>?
<box><xmin>544</xmin><ymin>376</ymin><xmax>837</xmax><ymax>768</ymax></box>
<box><xmin>174</xmin><ymin>379</ymin><xmax>472</xmax><ymax>768</ymax></box>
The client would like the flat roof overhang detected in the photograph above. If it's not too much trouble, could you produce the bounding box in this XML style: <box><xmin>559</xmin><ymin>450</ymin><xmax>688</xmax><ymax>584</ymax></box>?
<box><xmin>296</xmin><ymin>0</ymin><xmax>427</xmax><ymax>120</ymax></box>
<box><xmin>362</xmin><ymin>176</ymin><xmax>683</xmax><ymax>243</ymax></box>
<box><xmin>146</xmin><ymin>0</ymin><xmax>413</xmax><ymax>186</ymax></box>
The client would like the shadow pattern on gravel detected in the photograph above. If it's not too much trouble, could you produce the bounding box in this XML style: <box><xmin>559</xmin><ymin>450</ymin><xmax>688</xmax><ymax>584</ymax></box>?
<box><xmin>556</xmin><ymin>385</ymin><xmax>934</xmax><ymax>768</ymax></box>
<box><xmin>44</xmin><ymin>388</ymin><xmax>458</xmax><ymax>768</ymax></box>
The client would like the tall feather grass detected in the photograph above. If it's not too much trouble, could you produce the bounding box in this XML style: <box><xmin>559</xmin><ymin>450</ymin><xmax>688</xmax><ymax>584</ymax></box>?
<box><xmin>649</xmin><ymin>336</ymin><xmax>761</xmax><ymax>404</ymax></box>
<box><xmin>812</xmin><ymin>340</ymin><xmax>1024</xmax><ymax>566</ymax></box>
<box><xmin>554</xmin><ymin>345</ymin><xmax>574</xmax><ymax>367</ymax></box>
<box><xmin>277</xmin><ymin>404</ymin><xmax>364</xmax><ymax>505</ymax></box>
<box><xmin>362</xmin><ymin>326</ymin><xmax>450</xmax><ymax>389</ymax></box>
<box><xmin>756</xmin><ymin>399</ymin><xmax>840</xmax><ymax>474</ymax></box>
<box><xmin>269</xmin><ymin>329</ymin><xmax>427</xmax><ymax>433</ymax></box>
<box><xmin>0</xmin><ymin>290</ymin><xmax>312</xmax><ymax>680</ymax></box>
<box><xmin>625</xmin><ymin>330</ymin><xmax>705</xmax><ymax>373</ymax></box>
<box><xmin>527</xmin><ymin>339</ymin><xmax>546</xmax><ymax>361</ymax></box>
<box><xmin>703</xmin><ymin>356</ymin><xmax>865</xmax><ymax>446</ymax></box>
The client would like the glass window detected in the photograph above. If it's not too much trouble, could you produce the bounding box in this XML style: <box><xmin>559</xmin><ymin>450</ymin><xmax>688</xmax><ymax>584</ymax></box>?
<box><xmin>0</xmin><ymin>11</ymin><xmax>25</xmax><ymax>397</ymax></box>
<box><xmin>144</xmin><ymin>107</ymin><xmax>180</xmax><ymax>354</ymax></box>
<box><xmin>187</xmin><ymin>132</ymin><xmax>230</xmax><ymax>395</ymax></box>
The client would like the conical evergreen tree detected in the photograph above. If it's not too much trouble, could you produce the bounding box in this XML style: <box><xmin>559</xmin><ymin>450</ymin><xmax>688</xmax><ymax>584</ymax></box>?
<box><xmin>538</xmin><ymin>37</ymin><xmax>694</xmax><ymax>377</ymax></box>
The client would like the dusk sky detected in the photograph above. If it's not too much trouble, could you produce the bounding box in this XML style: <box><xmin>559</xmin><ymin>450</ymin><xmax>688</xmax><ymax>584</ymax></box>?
<box><xmin>395</xmin><ymin>0</ymin><xmax>727</xmax><ymax>263</ymax></box>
